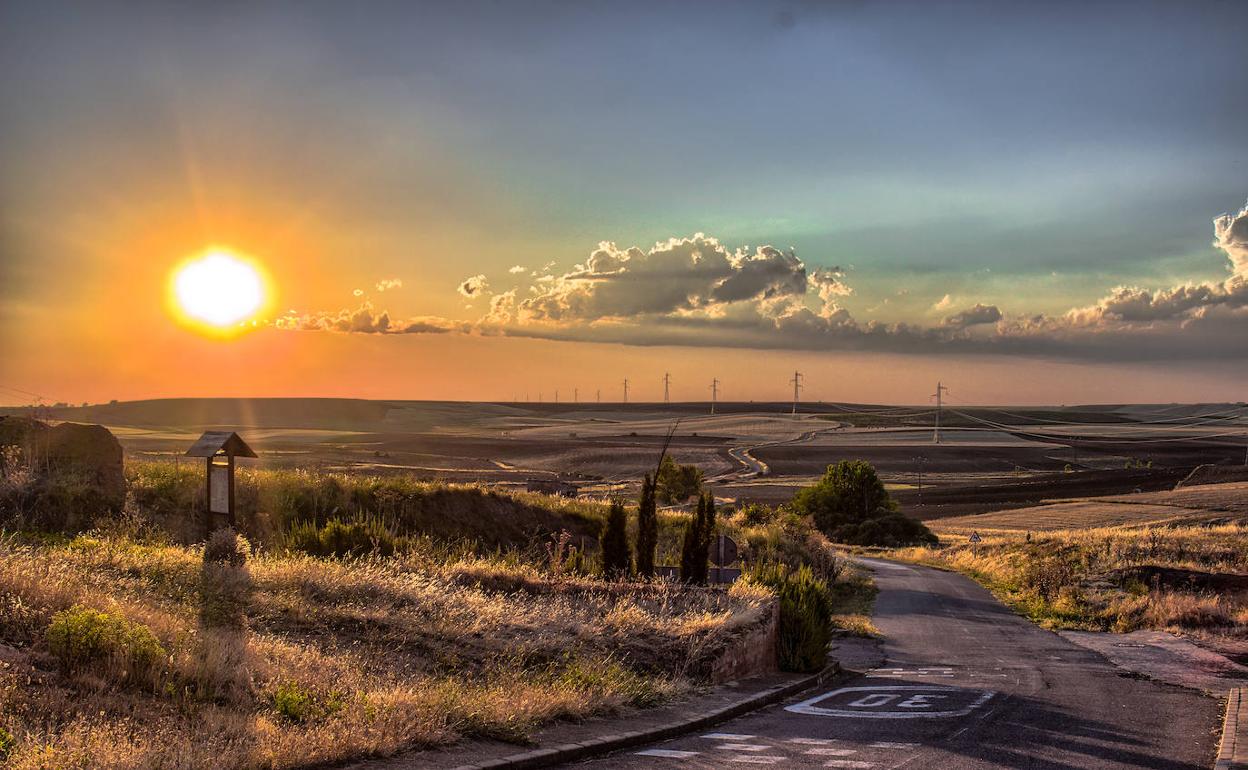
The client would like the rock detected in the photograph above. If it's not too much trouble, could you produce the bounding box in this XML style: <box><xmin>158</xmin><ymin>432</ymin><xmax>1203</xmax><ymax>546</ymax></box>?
<box><xmin>0</xmin><ymin>416</ymin><xmax>126</xmax><ymax>526</ymax></box>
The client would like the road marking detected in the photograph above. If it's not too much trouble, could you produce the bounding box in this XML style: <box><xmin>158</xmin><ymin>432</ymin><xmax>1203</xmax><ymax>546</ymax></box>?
<box><xmin>704</xmin><ymin>733</ymin><xmax>756</xmax><ymax>740</ymax></box>
<box><xmin>729</xmin><ymin>757</ymin><xmax>785</xmax><ymax>764</ymax></box>
<box><xmin>786</xmin><ymin>685</ymin><xmax>996</xmax><ymax>719</ymax></box>
<box><xmin>823</xmin><ymin>761</ymin><xmax>875</xmax><ymax>768</ymax></box>
<box><xmin>803</xmin><ymin>748</ymin><xmax>857</xmax><ymax>756</ymax></box>
<box><xmin>719</xmin><ymin>743</ymin><xmax>770</xmax><ymax>751</ymax></box>
<box><xmin>635</xmin><ymin>749</ymin><xmax>700</xmax><ymax>758</ymax></box>
<box><xmin>869</xmin><ymin>742</ymin><xmax>918</xmax><ymax>748</ymax></box>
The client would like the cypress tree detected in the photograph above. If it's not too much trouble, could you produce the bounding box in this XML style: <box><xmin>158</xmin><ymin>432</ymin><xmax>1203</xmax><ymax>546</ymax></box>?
<box><xmin>636</xmin><ymin>473</ymin><xmax>658</xmax><ymax>579</ymax></box>
<box><xmin>698</xmin><ymin>492</ymin><xmax>716</xmax><ymax>585</ymax></box>
<box><xmin>600</xmin><ymin>499</ymin><xmax>632</xmax><ymax>580</ymax></box>
<box><xmin>680</xmin><ymin>494</ymin><xmax>707</xmax><ymax>585</ymax></box>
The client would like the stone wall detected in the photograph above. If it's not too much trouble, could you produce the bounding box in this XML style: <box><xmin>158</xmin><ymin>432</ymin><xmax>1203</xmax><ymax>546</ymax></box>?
<box><xmin>709</xmin><ymin>598</ymin><xmax>779</xmax><ymax>684</ymax></box>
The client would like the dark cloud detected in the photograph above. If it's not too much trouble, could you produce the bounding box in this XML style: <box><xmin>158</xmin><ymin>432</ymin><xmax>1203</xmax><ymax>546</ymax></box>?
<box><xmin>274</xmin><ymin>303</ymin><xmax>462</xmax><ymax>335</ymax></box>
<box><xmin>457</xmin><ymin>274</ymin><xmax>488</xmax><ymax>298</ymax></box>
<box><xmin>942</xmin><ymin>303</ymin><xmax>1002</xmax><ymax>330</ymax></box>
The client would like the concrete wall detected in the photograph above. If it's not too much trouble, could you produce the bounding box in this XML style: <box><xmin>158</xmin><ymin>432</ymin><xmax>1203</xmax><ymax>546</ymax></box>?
<box><xmin>710</xmin><ymin>599</ymin><xmax>778</xmax><ymax>684</ymax></box>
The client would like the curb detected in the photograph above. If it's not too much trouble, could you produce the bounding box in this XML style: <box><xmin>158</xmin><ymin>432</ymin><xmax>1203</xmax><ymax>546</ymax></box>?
<box><xmin>446</xmin><ymin>662</ymin><xmax>844</xmax><ymax>770</ymax></box>
<box><xmin>1217</xmin><ymin>687</ymin><xmax>1247</xmax><ymax>770</ymax></box>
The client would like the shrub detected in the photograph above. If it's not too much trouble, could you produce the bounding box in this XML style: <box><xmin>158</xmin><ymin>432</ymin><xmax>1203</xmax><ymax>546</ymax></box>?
<box><xmin>792</xmin><ymin>461</ymin><xmax>936</xmax><ymax>547</ymax></box>
<box><xmin>203</xmin><ymin>528</ymin><xmax>250</xmax><ymax>565</ymax></box>
<box><xmin>45</xmin><ymin>606</ymin><xmax>166</xmax><ymax>684</ymax></box>
<box><xmin>286</xmin><ymin>517</ymin><xmax>404</xmax><ymax>557</ymax></box>
<box><xmin>0</xmin><ymin>725</ymin><xmax>13</xmax><ymax>762</ymax></box>
<box><xmin>1021</xmin><ymin>554</ymin><xmax>1076</xmax><ymax>601</ymax></box>
<box><xmin>273</xmin><ymin>680</ymin><xmax>346</xmax><ymax>723</ymax></box>
<box><xmin>748</xmin><ymin>563</ymin><xmax>832</xmax><ymax>673</ymax></box>
<box><xmin>657</xmin><ymin>456</ymin><xmax>703</xmax><ymax>503</ymax></box>
<box><xmin>600</xmin><ymin>500</ymin><xmax>632</xmax><ymax>579</ymax></box>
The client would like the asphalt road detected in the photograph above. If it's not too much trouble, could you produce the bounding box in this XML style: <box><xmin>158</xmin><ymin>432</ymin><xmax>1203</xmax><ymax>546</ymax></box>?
<box><xmin>567</xmin><ymin>558</ymin><xmax>1221</xmax><ymax>769</ymax></box>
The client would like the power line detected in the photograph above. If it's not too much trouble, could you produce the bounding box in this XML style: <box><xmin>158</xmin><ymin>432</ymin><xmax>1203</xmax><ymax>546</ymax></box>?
<box><xmin>622</xmin><ymin>379</ymin><xmax>630</xmax><ymax>404</ymax></box>
<box><xmin>789</xmin><ymin>371</ymin><xmax>803</xmax><ymax>416</ymax></box>
<box><xmin>932</xmin><ymin>381</ymin><xmax>949</xmax><ymax>443</ymax></box>
<box><xmin>710</xmin><ymin>378</ymin><xmax>719</xmax><ymax>415</ymax></box>
<box><xmin>663</xmin><ymin>372</ymin><xmax>671</xmax><ymax>404</ymax></box>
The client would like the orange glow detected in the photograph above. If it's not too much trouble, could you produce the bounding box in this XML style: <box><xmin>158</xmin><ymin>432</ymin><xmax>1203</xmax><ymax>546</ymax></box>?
<box><xmin>167</xmin><ymin>248</ymin><xmax>274</xmax><ymax>337</ymax></box>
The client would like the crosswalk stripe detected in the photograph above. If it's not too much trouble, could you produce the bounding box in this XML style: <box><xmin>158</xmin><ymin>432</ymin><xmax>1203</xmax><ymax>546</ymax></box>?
<box><xmin>635</xmin><ymin>749</ymin><xmax>700</xmax><ymax>758</ymax></box>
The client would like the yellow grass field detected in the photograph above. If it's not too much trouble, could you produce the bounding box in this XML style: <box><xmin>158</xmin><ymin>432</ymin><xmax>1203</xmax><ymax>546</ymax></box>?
<box><xmin>930</xmin><ymin>481</ymin><xmax>1248</xmax><ymax>536</ymax></box>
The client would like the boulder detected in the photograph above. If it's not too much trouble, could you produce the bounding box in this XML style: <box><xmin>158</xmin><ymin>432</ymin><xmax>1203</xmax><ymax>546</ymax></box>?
<box><xmin>0</xmin><ymin>416</ymin><xmax>126</xmax><ymax>526</ymax></box>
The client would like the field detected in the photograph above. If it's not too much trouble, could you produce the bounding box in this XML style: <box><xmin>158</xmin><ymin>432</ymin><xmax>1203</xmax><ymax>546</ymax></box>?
<box><xmin>929</xmin><ymin>481</ymin><xmax>1248</xmax><ymax>535</ymax></box>
<box><xmin>9</xmin><ymin>398</ymin><xmax>1247</xmax><ymax>516</ymax></box>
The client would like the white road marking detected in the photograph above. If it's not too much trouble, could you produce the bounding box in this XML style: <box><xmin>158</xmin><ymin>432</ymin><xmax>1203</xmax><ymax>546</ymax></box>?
<box><xmin>704</xmin><ymin>733</ymin><xmax>756</xmax><ymax>740</ymax></box>
<box><xmin>635</xmin><ymin>749</ymin><xmax>700</xmax><ymax>758</ymax></box>
<box><xmin>823</xmin><ymin>761</ymin><xmax>875</xmax><ymax>768</ymax></box>
<box><xmin>786</xmin><ymin>685</ymin><xmax>996</xmax><ymax>719</ymax></box>
<box><xmin>719</xmin><ymin>743</ymin><xmax>770</xmax><ymax>751</ymax></box>
<box><xmin>729</xmin><ymin>757</ymin><xmax>785</xmax><ymax>764</ymax></box>
<box><xmin>869</xmin><ymin>741</ymin><xmax>918</xmax><ymax>748</ymax></box>
<box><xmin>803</xmin><ymin>748</ymin><xmax>857</xmax><ymax>756</ymax></box>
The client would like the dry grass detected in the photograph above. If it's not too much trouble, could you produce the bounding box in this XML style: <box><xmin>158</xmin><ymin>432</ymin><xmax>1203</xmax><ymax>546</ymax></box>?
<box><xmin>0</xmin><ymin>532</ymin><xmax>770</xmax><ymax>769</ymax></box>
<box><xmin>895</xmin><ymin>521</ymin><xmax>1248</xmax><ymax>641</ymax></box>
<box><xmin>931</xmin><ymin>481</ymin><xmax>1248</xmax><ymax>535</ymax></box>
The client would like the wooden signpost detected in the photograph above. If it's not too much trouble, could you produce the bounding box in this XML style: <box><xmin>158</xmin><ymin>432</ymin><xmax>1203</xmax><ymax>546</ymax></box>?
<box><xmin>185</xmin><ymin>431</ymin><xmax>257</xmax><ymax>537</ymax></box>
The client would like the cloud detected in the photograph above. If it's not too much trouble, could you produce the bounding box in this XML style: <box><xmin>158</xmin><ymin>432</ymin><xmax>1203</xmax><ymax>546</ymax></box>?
<box><xmin>352</xmin><ymin>289</ymin><xmax>364</xmax><ymax>297</ymax></box>
<box><xmin>508</xmin><ymin>265</ymin><xmax>526</xmax><ymax>274</ymax></box>
<box><xmin>375</xmin><ymin>278</ymin><xmax>403</xmax><ymax>292</ymax></box>
<box><xmin>457</xmin><ymin>274</ymin><xmax>488</xmax><ymax>298</ymax></box>
<box><xmin>942</xmin><ymin>303</ymin><xmax>1002</xmax><ymax>330</ymax></box>
<box><xmin>275</xmin><ymin>200</ymin><xmax>1248</xmax><ymax>361</ymax></box>
<box><xmin>274</xmin><ymin>303</ymin><xmax>462</xmax><ymax>335</ymax></box>
<box><xmin>1214</xmin><ymin>200</ymin><xmax>1248</xmax><ymax>277</ymax></box>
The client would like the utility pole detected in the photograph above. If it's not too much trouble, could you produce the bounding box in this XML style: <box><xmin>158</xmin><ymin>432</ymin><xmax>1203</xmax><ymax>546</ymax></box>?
<box><xmin>663</xmin><ymin>372</ymin><xmax>671</xmax><ymax>404</ymax></box>
<box><xmin>710</xmin><ymin>378</ymin><xmax>719</xmax><ymax>415</ymax></box>
<box><xmin>790</xmin><ymin>371</ymin><xmax>803</xmax><ymax>416</ymax></box>
<box><xmin>932</xmin><ymin>381</ymin><xmax>949</xmax><ymax>443</ymax></box>
<box><xmin>914</xmin><ymin>456</ymin><xmax>926</xmax><ymax>506</ymax></box>
<box><xmin>574</xmin><ymin>388</ymin><xmax>578</xmax><ymax>403</ymax></box>
<box><xmin>622</xmin><ymin>379</ymin><xmax>630</xmax><ymax>404</ymax></box>
<box><xmin>555</xmin><ymin>389</ymin><xmax>559</xmax><ymax>404</ymax></box>
<box><xmin>596</xmin><ymin>389</ymin><xmax>601</xmax><ymax>403</ymax></box>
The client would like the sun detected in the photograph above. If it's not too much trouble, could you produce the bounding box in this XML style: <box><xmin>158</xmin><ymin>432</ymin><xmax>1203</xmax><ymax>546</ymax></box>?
<box><xmin>169</xmin><ymin>249</ymin><xmax>270</xmax><ymax>333</ymax></box>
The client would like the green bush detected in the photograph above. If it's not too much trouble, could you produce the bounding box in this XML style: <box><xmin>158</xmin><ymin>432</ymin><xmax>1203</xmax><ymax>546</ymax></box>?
<box><xmin>45</xmin><ymin>606</ymin><xmax>166</xmax><ymax>683</ymax></box>
<box><xmin>0</xmin><ymin>725</ymin><xmax>14</xmax><ymax>762</ymax></box>
<box><xmin>792</xmin><ymin>461</ymin><xmax>937</xmax><ymax>547</ymax></box>
<box><xmin>273</xmin><ymin>680</ymin><xmax>345</xmax><ymax>723</ymax></box>
<box><xmin>657</xmin><ymin>456</ymin><xmax>703</xmax><ymax>503</ymax></box>
<box><xmin>285</xmin><ymin>517</ymin><xmax>404</xmax><ymax>557</ymax></box>
<box><xmin>748</xmin><ymin>564</ymin><xmax>833</xmax><ymax>673</ymax></box>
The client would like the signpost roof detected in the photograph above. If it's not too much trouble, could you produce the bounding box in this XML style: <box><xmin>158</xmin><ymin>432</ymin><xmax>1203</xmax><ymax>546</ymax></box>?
<box><xmin>185</xmin><ymin>431</ymin><xmax>258</xmax><ymax>458</ymax></box>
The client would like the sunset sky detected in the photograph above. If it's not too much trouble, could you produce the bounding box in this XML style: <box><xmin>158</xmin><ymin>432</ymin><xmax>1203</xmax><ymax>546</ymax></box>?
<box><xmin>2</xmin><ymin>1</ymin><xmax>1247</xmax><ymax>405</ymax></box>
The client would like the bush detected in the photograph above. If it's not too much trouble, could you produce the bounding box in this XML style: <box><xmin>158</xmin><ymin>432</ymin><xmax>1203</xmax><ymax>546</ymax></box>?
<box><xmin>657</xmin><ymin>456</ymin><xmax>703</xmax><ymax>503</ymax></box>
<box><xmin>45</xmin><ymin>606</ymin><xmax>166</xmax><ymax>684</ymax></box>
<box><xmin>0</xmin><ymin>725</ymin><xmax>13</xmax><ymax>762</ymax></box>
<box><xmin>285</xmin><ymin>517</ymin><xmax>405</xmax><ymax>557</ymax></box>
<box><xmin>273</xmin><ymin>680</ymin><xmax>345</xmax><ymax>723</ymax></box>
<box><xmin>679</xmin><ymin>494</ymin><xmax>713</xmax><ymax>585</ymax></box>
<box><xmin>748</xmin><ymin>564</ymin><xmax>832</xmax><ymax>673</ymax></box>
<box><xmin>792</xmin><ymin>461</ymin><xmax>936</xmax><ymax>547</ymax></box>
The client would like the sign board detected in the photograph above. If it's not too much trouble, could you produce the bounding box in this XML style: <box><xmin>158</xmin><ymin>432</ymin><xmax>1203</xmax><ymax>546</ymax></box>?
<box><xmin>708</xmin><ymin>534</ymin><xmax>738</xmax><ymax>567</ymax></box>
<box><xmin>968</xmin><ymin>532</ymin><xmax>982</xmax><ymax>544</ymax></box>
<box><xmin>209</xmin><ymin>464</ymin><xmax>231</xmax><ymax>514</ymax></box>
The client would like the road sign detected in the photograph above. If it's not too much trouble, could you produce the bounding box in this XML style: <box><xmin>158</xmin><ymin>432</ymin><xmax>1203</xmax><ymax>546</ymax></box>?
<box><xmin>709</xmin><ymin>534</ymin><xmax>738</xmax><ymax>567</ymax></box>
<box><xmin>968</xmin><ymin>531</ymin><xmax>982</xmax><ymax>544</ymax></box>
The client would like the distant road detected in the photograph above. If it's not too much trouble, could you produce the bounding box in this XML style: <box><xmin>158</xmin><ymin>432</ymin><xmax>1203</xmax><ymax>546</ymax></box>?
<box><xmin>566</xmin><ymin>559</ymin><xmax>1219</xmax><ymax>769</ymax></box>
